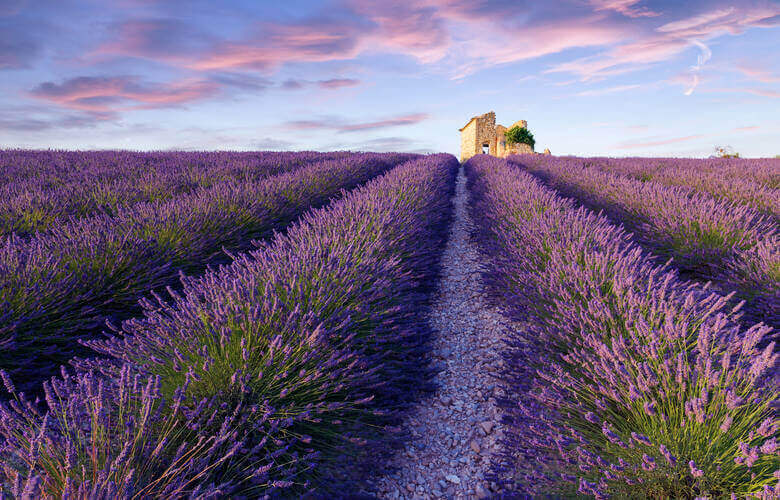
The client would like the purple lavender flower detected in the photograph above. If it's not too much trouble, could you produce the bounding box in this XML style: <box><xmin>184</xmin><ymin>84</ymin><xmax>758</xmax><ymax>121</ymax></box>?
<box><xmin>689</xmin><ymin>460</ymin><xmax>704</xmax><ymax>478</ymax></box>
<box><xmin>659</xmin><ymin>444</ymin><xmax>677</xmax><ymax>467</ymax></box>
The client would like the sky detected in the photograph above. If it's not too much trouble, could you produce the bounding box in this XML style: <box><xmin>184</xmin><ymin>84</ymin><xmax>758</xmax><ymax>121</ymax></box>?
<box><xmin>0</xmin><ymin>0</ymin><xmax>778</xmax><ymax>157</ymax></box>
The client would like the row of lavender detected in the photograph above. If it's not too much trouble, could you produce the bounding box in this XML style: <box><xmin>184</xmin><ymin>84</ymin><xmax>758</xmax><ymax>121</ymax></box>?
<box><xmin>509</xmin><ymin>154</ymin><xmax>779</xmax><ymax>330</ymax></box>
<box><xmin>574</xmin><ymin>156</ymin><xmax>779</xmax><ymax>218</ymax></box>
<box><xmin>0</xmin><ymin>150</ymin><xmax>354</xmax><ymax>237</ymax></box>
<box><xmin>0</xmin><ymin>154</ymin><xmax>458</xmax><ymax>497</ymax></box>
<box><xmin>466</xmin><ymin>155</ymin><xmax>777</xmax><ymax>498</ymax></box>
<box><xmin>1</xmin><ymin>152</ymin><xmax>415</xmax><ymax>394</ymax></box>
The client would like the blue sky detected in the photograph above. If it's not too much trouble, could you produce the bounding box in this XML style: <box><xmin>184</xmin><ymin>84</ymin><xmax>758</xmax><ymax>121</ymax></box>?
<box><xmin>1</xmin><ymin>0</ymin><xmax>778</xmax><ymax>156</ymax></box>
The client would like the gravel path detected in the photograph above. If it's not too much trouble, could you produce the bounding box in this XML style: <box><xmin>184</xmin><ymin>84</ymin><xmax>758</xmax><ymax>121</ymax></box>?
<box><xmin>366</xmin><ymin>165</ymin><xmax>514</xmax><ymax>499</ymax></box>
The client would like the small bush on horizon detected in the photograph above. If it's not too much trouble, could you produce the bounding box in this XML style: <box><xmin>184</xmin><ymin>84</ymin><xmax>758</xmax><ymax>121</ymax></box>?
<box><xmin>505</xmin><ymin>126</ymin><xmax>535</xmax><ymax>150</ymax></box>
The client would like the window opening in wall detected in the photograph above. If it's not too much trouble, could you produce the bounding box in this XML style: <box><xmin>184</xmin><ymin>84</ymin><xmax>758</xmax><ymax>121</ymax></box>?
<box><xmin>482</xmin><ymin>143</ymin><xmax>489</xmax><ymax>154</ymax></box>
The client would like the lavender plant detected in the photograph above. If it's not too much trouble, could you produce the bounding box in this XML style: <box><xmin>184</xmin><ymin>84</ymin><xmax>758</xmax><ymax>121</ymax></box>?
<box><xmin>576</xmin><ymin>156</ymin><xmax>780</xmax><ymax>220</ymax></box>
<box><xmin>0</xmin><ymin>150</ymin><xmax>355</xmax><ymax>237</ymax></box>
<box><xmin>0</xmin><ymin>154</ymin><xmax>458</xmax><ymax>497</ymax></box>
<box><xmin>0</xmin><ymin>365</ymin><xmax>251</xmax><ymax>498</ymax></box>
<box><xmin>509</xmin><ymin>154</ymin><xmax>779</xmax><ymax>329</ymax></box>
<box><xmin>0</xmin><ymin>153</ymin><xmax>414</xmax><ymax>394</ymax></box>
<box><xmin>467</xmin><ymin>155</ymin><xmax>778</xmax><ymax>498</ymax></box>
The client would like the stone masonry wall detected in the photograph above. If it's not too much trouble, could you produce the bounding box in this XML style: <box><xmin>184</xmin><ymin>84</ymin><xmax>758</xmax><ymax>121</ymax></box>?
<box><xmin>460</xmin><ymin>112</ymin><xmax>537</xmax><ymax>162</ymax></box>
<box><xmin>459</xmin><ymin>120</ymin><xmax>477</xmax><ymax>163</ymax></box>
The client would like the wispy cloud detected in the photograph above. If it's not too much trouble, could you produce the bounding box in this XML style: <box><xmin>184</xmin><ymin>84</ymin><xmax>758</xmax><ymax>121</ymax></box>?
<box><xmin>616</xmin><ymin>134</ymin><xmax>705</xmax><ymax>149</ymax></box>
<box><xmin>281</xmin><ymin>78</ymin><xmax>361</xmax><ymax>90</ymax></box>
<box><xmin>735</xmin><ymin>63</ymin><xmax>780</xmax><ymax>83</ymax></box>
<box><xmin>733</xmin><ymin>125</ymin><xmax>760</xmax><ymax>131</ymax></box>
<box><xmin>705</xmin><ymin>87</ymin><xmax>780</xmax><ymax>98</ymax></box>
<box><xmin>577</xmin><ymin>84</ymin><xmax>641</xmax><ymax>96</ymax></box>
<box><xmin>30</xmin><ymin>75</ymin><xmax>220</xmax><ymax>113</ymax></box>
<box><xmin>683</xmin><ymin>39</ymin><xmax>711</xmax><ymax>95</ymax></box>
<box><xmin>286</xmin><ymin>112</ymin><xmax>429</xmax><ymax>133</ymax></box>
<box><xmin>589</xmin><ymin>0</ymin><xmax>660</xmax><ymax>18</ymax></box>
<box><xmin>547</xmin><ymin>5</ymin><xmax>778</xmax><ymax>81</ymax></box>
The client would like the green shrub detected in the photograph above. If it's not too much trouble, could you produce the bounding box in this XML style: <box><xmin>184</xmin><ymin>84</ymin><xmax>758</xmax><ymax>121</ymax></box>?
<box><xmin>505</xmin><ymin>126</ymin><xmax>535</xmax><ymax>150</ymax></box>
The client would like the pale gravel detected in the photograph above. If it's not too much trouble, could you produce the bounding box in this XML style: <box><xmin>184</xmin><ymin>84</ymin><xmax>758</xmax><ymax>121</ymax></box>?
<box><xmin>363</xmin><ymin>165</ymin><xmax>519</xmax><ymax>499</ymax></box>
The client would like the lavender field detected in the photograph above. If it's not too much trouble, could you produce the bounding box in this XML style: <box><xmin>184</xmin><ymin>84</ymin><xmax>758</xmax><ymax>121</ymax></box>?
<box><xmin>0</xmin><ymin>151</ymin><xmax>777</xmax><ymax>499</ymax></box>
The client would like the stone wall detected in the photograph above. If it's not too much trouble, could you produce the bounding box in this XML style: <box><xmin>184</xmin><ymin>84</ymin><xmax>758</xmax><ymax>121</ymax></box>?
<box><xmin>495</xmin><ymin>124</ymin><xmax>507</xmax><ymax>158</ymax></box>
<box><xmin>460</xmin><ymin>112</ymin><xmax>537</xmax><ymax>162</ymax></box>
<box><xmin>504</xmin><ymin>143</ymin><xmax>534</xmax><ymax>157</ymax></box>
<box><xmin>459</xmin><ymin>120</ymin><xmax>477</xmax><ymax>162</ymax></box>
<box><xmin>459</xmin><ymin>111</ymin><xmax>497</xmax><ymax>162</ymax></box>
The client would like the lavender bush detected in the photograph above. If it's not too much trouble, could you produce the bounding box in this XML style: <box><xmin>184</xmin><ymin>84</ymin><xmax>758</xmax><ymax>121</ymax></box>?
<box><xmin>0</xmin><ymin>150</ymin><xmax>354</xmax><ymax>237</ymax></box>
<box><xmin>467</xmin><ymin>155</ymin><xmax>778</xmax><ymax>498</ymax></box>
<box><xmin>0</xmin><ymin>366</ymin><xmax>246</xmax><ymax>498</ymax></box>
<box><xmin>0</xmin><ymin>154</ymin><xmax>458</xmax><ymax>497</ymax></box>
<box><xmin>575</xmin><ymin>156</ymin><xmax>779</xmax><ymax>220</ymax></box>
<box><xmin>1</xmin><ymin>153</ymin><xmax>414</xmax><ymax>394</ymax></box>
<box><xmin>509</xmin><ymin>154</ymin><xmax>779</xmax><ymax>329</ymax></box>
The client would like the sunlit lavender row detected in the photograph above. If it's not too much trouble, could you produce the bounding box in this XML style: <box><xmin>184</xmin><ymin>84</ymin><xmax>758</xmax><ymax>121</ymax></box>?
<box><xmin>0</xmin><ymin>153</ymin><xmax>457</xmax><ymax>497</ymax></box>
<box><xmin>510</xmin><ymin>154</ymin><xmax>779</xmax><ymax>330</ymax></box>
<box><xmin>466</xmin><ymin>155</ymin><xmax>778</xmax><ymax>498</ymax></box>
<box><xmin>0</xmin><ymin>150</ymin><xmax>355</xmax><ymax>237</ymax></box>
<box><xmin>0</xmin><ymin>152</ymin><xmax>415</xmax><ymax>394</ymax></box>
<box><xmin>571</xmin><ymin>156</ymin><xmax>779</xmax><ymax>219</ymax></box>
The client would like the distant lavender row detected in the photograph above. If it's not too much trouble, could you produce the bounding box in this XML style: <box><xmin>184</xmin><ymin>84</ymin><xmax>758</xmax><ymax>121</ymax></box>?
<box><xmin>466</xmin><ymin>155</ymin><xmax>778</xmax><ymax>498</ymax></box>
<box><xmin>0</xmin><ymin>149</ymin><xmax>353</xmax><ymax>185</ymax></box>
<box><xmin>0</xmin><ymin>152</ymin><xmax>414</xmax><ymax>394</ymax></box>
<box><xmin>0</xmin><ymin>154</ymin><xmax>458</xmax><ymax>498</ymax></box>
<box><xmin>0</xmin><ymin>150</ymin><xmax>353</xmax><ymax>236</ymax></box>
<box><xmin>510</xmin><ymin>154</ymin><xmax>779</xmax><ymax>329</ymax></box>
<box><xmin>578</xmin><ymin>156</ymin><xmax>780</xmax><ymax>219</ymax></box>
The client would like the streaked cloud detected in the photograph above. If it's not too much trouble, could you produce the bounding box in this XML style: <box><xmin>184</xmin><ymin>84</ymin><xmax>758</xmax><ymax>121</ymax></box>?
<box><xmin>577</xmin><ymin>84</ymin><xmax>641</xmax><ymax>96</ymax></box>
<box><xmin>589</xmin><ymin>0</ymin><xmax>660</xmax><ymax>18</ymax></box>
<box><xmin>548</xmin><ymin>4</ymin><xmax>779</xmax><ymax>81</ymax></box>
<box><xmin>281</xmin><ymin>78</ymin><xmax>361</xmax><ymax>90</ymax></box>
<box><xmin>30</xmin><ymin>76</ymin><xmax>220</xmax><ymax>113</ymax></box>
<box><xmin>683</xmin><ymin>39</ymin><xmax>711</xmax><ymax>95</ymax></box>
<box><xmin>286</xmin><ymin>113</ymin><xmax>429</xmax><ymax>133</ymax></box>
<box><xmin>735</xmin><ymin>63</ymin><xmax>780</xmax><ymax>83</ymax></box>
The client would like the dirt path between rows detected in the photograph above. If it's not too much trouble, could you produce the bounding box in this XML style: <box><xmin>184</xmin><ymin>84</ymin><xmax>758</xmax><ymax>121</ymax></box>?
<box><xmin>364</xmin><ymin>165</ymin><xmax>515</xmax><ymax>499</ymax></box>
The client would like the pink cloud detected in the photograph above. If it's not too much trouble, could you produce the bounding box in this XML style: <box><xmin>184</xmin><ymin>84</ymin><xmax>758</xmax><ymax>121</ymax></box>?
<box><xmin>730</xmin><ymin>88</ymin><xmax>780</xmax><ymax>98</ymax></box>
<box><xmin>735</xmin><ymin>63</ymin><xmax>780</xmax><ymax>83</ymax></box>
<box><xmin>548</xmin><ymin>4</ymin><xmax>779</xmax><ymax>80</ymax></box>
<box><xmin>30</xmin><ymin>76</ymin><xmax>219</xmax><ymax>113</ymax></box>
<box><xmin>617</xmin><ymin>134</ymin><xmax>705</xmax><ymax>149</ymax></box>
<box><xmin>189</xmin><ymin>21</ymin><xmax>365</xmax><ymax>71</ymax></box>
<box><xmin>696</xmin><ymin>86</ymin><xmax>780</xmax><ymax>99</ymax></box>
<box><xmin>589</xmin><ymin>0</ymin><xmax>661</xmax><ymax>18</ymax></box>
<box><xmin>88</xmin><ymin>2</ymin><xmax>780</xmax><ymax>85</ymax></box>
<box><xmin>734</xmin><ymin>125</ymin><xmax>760</xmax><ymax>131</ymax></box>
<box><xmin>348</xmin><ymin>1</ymin><xmax>450</xmax><ymax>63</ymax></box>
<box><xmin>94</xmin><ymin>17</ymin><xmax>367</xmax><ymax>72</ymax></box>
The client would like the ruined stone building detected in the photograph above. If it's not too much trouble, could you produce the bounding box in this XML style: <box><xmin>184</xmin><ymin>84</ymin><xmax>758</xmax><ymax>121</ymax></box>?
<box><xmin>459</xmin><ymin>111</ymin><xmax>535</xmax><ymax>162</ymax></box>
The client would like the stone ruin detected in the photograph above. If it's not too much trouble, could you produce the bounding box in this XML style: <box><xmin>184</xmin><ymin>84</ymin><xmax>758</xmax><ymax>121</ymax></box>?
<box><xmin>459</xmin><ymin>111</ymin><xmax>535</xmax><ymax>162</ymax></box>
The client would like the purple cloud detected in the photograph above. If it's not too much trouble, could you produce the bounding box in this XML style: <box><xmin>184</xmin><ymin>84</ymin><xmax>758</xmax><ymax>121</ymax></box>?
<box><xmin>30</xmin><ymin>75</ymin><xmax>220</xmax><ymax>112</ymax></box>
<box><xmin>286</xmin><ymin>112</ymin><xmax>429</xmax><ymax>133</ymax></box>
